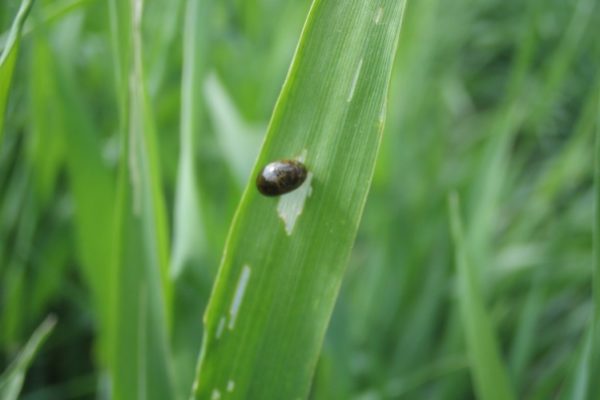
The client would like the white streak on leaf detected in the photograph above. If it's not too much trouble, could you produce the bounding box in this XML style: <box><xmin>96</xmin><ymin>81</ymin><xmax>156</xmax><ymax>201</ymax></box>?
<box><xmin>277</xmin><ymin>173</ymin><xmax>313</xmax><ymax>235</ymax></box>
<box><xmin>189</xmin><ymin>380</ymin><xmax>199</xmax><ymax>400</ymax></box>
<box><xmin>128</xmin><ymin>0</ymin><xmax>146</xmax><ymax>216</ymax></box>
<box><xmin>378</xmin><ymin>102</ymin><xmax>387</xmax><ymax>129</ymax></box>
<box><xmin>215</xmin><ymin>316</ymin><xmax>226</xmax><ymax>339</ymax></box>
<box><xmin>227</xmin><ymin>380</ymin><xmax>235</xmax><ymax>392</ymax></box>
<box><xmin>347</xmin><ymin>58</ymin><xmax>363</xmax><ymax>102</ymax></box>
<box><xmin>276</xmin><ymin>149</ymin><xmax>312</xmax><ymax>235</ymax></box>
<box><xmin>374</xmin><ymin>7</ymin><xmax>383</xmax><ymax>24</ymax></box>
<box><xmin>229</xmin><ymin>265</ymin><xmax>251</xmax><ymax>330</ymax></box>
<box><xmin>211</xmin><ymin>389</ymin><xmax>221</xmax><ymax>400</ymax></box>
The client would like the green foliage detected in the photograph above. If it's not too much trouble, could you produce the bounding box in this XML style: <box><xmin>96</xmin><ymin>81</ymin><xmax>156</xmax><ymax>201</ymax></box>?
<box><xmin>0</xmin><ymin>0</ymin><xmax>598</xmax><ymax>398</ymax></box>
<box><xmin>0</xmin><ymin>317</ymin><xmax>55</xmax><ymax>400</ymax></box>
<box><xmin>106</xmin><ymin>0</ymin><xmax>175</xmax><ymax>398</ymax></box>
<box><xmin>449</xmin><ymin>193</ymin><xmax>515</xmax><ymax>400</ymax></box>
<box><xmin>193</xmin><ymin>1</ymin><xmax>407</xmax><ymax>398</ymax></box>
<box><xmin>0</xmin><ymin>0</ymin><xmax>33</xmax><ymax>143</ymax></box>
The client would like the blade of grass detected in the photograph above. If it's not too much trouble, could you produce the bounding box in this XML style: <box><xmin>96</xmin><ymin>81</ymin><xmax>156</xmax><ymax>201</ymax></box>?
<box><xmin>558</xmin><ymin>328</ymin><xmax>593</xmax><ymax>400</ymax></box>
<box><xmin>435</xmin><ymin>3</ymin><xmax>543</xmax><ymax>396</ymax></box>
<box><xmin>465</xmin><ymin>0</ymin><xmax>541</xmax><ymax>264</ymax></box>
<box><xmin>170</xmin><ymin>0</ymin><xmax>213</xmax><ymax>395</ymax></box>
<box><xmin>107</xmin><ymin>0</ymin><xmax>175</xmax><ymax>398</ymax></box>
<box><xmin>510</xmin><ymin>75</ymin><xmax>600</xmax><ymax>396</ymax></box>
<box><xmin>192</xmin><ymin>1</ymin><xmax>408</xmax><ymax>398</ymax></box>
<box><xmin>0</xmin><ymin>0</ymin><xmax>34</xmax><ymax>144</ymax></box>
<box><xmin>526</xmin><ymin>0</ymin><xmax>595</xmax><ymax>132</ymax></box>
<box><xmin>145</xmin><ymin>0</ymin><xmax>184</xmax><ymax>95</ymax></box>
<box><xmin>28</xmin><ymin>30</ymin><xmax>66</xmax><ymax>205</ymax></box>
<box><xmin>586</xmin><ymin>80</ymin><xmax>600</xmax><ymax>400</ymax></box>
<box><xmin>0</xmin><ymin>169</ymin><xmax>36</xmax><ymax>348</ymax></box>
<box><xmin>0</xmin><ymin>0</ymin><xmax>93</xmax><ymax>49</ymax></box>
<box><xmin>510</xmin><ymin>76</ymin><xmax>599</xmax><ymax>239</ymax></box>
<box><xmin>29</xmin><ymin>20</ymin><xmax>117</xmax><ymax>367</ymax></box>
<box><xmin>559</xmin><ymin>74</ymin><xmax>600</xmax><ymax>400</ymax></box>
<box><xmin>171</xmin><ymin>0</ymin><xmax>209</xmax><ymax>279</ymax></box>
<box><xmin>0</xmin><ymin>316</ymin><xmax>56</xmax><ymax>400</ymax></box>
<box><xmin>448</xmin><ymin>192</ymin><xmax>515</xmax><ymax>400</ymax></box>
<box><xmin>508</xmin><ymin>268</ymin><xmax>544</xmax><ymax>389</ymax></box>
<box><xmin>203</xmin><ymin>74</ymin><xmax>263</xmax><ymax>187</ymax></box>
<box><xmin>384</xmin><ymin>356</ymin><xmax>469</xmax><ymax>398</ymax></box>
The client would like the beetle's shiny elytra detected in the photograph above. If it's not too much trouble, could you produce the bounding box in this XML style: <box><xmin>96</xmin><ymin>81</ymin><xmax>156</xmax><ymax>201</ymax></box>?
<box><xmin>256</xmin><ymin>160</ymin><xmax>308</xmax><ymax>197</ymax></box>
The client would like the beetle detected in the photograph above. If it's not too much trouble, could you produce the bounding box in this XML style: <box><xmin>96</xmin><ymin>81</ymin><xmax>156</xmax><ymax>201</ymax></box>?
<box><xmin>256</xmin><ymin>159</ymin><xmax>308</xmax><ymax>197</ymax></box>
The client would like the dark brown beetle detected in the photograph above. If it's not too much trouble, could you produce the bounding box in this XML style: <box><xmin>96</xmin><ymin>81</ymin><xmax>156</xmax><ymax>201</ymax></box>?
<box><xmin>256</xmin><ymin>160</ymin><xmax>308</xmax><ymax>197</ymax></box>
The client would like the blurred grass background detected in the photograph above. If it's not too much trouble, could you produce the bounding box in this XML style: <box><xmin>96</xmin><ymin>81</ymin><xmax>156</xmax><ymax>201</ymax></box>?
<box><xmin>0</xmin><ymin>0</ymin><xmax>598</xmax><ymax>399</ymax></box>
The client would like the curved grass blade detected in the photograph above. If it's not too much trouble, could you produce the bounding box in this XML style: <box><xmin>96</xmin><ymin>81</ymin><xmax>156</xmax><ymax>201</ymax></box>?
<box><xmin>0</xmin><ymin>316</ymin><xmax>56</xmax><ymax>400</ymax></box>
<box><xmin>192</xmin><ymin>1</ymin><xmax>408</xmax><ymax>398</ymax></box>
<box><xmin>449</xmin><ymin>193</ymin><xmax>515</xmax><ymax>400</ymax></box>
<box><xmin>0</xmin><ymin>0</ymin><xmax>34</xmax><ymax>144</ymax></box>
<box><xmin>0</xmin><ymin>0</ymin><xmax>93</xmax><ymax>49</ymax></box>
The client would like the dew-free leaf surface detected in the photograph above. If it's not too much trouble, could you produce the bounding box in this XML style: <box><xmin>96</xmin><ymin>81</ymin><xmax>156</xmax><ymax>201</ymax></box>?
<box><xmin>107</xmin><ymin>0</ymin><xmax>175</xmax><ymax>398</ymax></box>
<box><xmin>193</xmin><ymin>1</ymin><xmax>408</xmax><ymax>398</ymax></box>
<box><xmin>0</xmin><ymin>0</ymin><xmax>34</xmax><ymax>144</ymax></box>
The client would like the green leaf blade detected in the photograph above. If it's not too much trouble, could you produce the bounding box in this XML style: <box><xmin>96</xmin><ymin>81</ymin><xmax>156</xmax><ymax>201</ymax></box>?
<box><xmin>194</xmin><ymin>1</ymin><xmax>408</xmax><ymax>399</ymax></box>
<box><xmin>0</xmin><ymin>0</ymin><xmax>34</xmax><ymax>144</ymax></box>
<box><xmin>0</xmin><ymin>316</ymin><xmax>56</xmax><ymax>400</ymax></box>
<box><xmin>449</xmin><ymin>193</ymin><xmax>515</xmax><ymax>400</ymax></box>
<box><xmin>586</xmin><ymin>82</ymin><xmax>600</xmax><ymax>399</ymax></box>
<box><xmin>560</xmin><ymin>76</ymin><xmax>600</xmax><ymax>400</ymax></box>
<box><xmin>107</xmin><ymin>0</ymin><xmax>175</xmax><ymax>398</ymax></box>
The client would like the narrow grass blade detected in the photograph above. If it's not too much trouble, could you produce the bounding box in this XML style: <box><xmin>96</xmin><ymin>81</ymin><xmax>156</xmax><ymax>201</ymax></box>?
<box><xmin>0</xmin><ymin>0</ymin><xmax>93</xmax><ymax>49</ymax></box>
<box><xmin>0</xmin><ymin>316</ymin><xmax>56</xmax><ymax>400</ymax></box>
<box><xmin>0</xmin><ymin>168</ymin><xmax>36</xmax><ymax>348</ymax></box>
<box><xmin>28</xmin><ymin>32</ymin><xmax>66</xmax><ymax>205</ymax></box>
<box><xmin>29</xmin><ymin>24</ymin><xmax>117</xmax><ymax>365</ymax></box>
<box><xmin>558</xmin><ymin>328</ymin><xmax>593</xmax><ymax>400</ymax></box>
<box><xmin>0</xmin><ymin>0</ymin><xmax>34</xmax><ymax>144</ymax></box>
<box><xmin>171</xmin><ymin>0</ymin><xmax>209</xmax><ymax>278</ymax></box>
<box><xmin>170</xmin><ymin>0</ymin><xmax>213</xmax><ymax>395</ymax></box>
<box><xmin>145</xmin><ymin>0</ymin><xmax>184</xmax><ymax>95</ymax></box>
<box><xmin>508</xmin><ymin>269</ymin><xmax>544</xmax><ymax>388</ymax></box>
<box><xmin>383</xmin><ymin>356</ymin><xmax>469</xmax><ymax>398</ymax></box>
<box><xmin>586</xmin><ymin>82</ymin><xmax>600</xmax><ymax>399</ymax></box>
<box><xmin>526</xmin><ymin>0</ymin><xmax>595</xmax><ymax>130</ymax></box>
<box><xmin>107</xmin><ymin>0</ymin><xmax>175</xmax><ymax>398</ymax></box>
<box><xmin>512</xmin><ymin>77</ymin><xmax>600</xmax><ymax>397</ymax></box>
<box><xmin>560</xmin><ymin>80</ymin><xmax>600</xmax><ymax>400</ymax></box>
<box><xmin>465</xmin><ymin>0</ymin><xmax>541</xmax><ymax>262</ymax></box>
<box><xmin>193</xmin><ymin>1</ymin><xmax>408</xmax><ymax>398</ymax></box>
<box><xmin>448</xmin><ymin>193</ymin><xmax>515</xmax><ymax>400</ymax></box>
<box><xmin>204</xmin><ymin>74</ymin><xmax>263</xmax><ymax>187</ymax></box>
